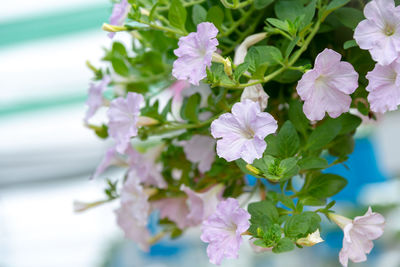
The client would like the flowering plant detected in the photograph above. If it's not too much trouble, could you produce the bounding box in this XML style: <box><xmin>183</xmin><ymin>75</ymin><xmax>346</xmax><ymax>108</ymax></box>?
<box><xmin>78</xmin><ymin>0</ymin><xmax>395</xmax><ymax>265</ymax></box>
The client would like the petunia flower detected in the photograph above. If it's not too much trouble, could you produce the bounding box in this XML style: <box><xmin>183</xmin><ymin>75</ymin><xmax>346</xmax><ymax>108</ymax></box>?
<box><xmin>296</xmin><ymin>49</ymin><xmax>359</xmax><ymax>121</ymax></box>
<box><xmin>115</xmin><ymin>205</ymin><xmax>151</xmax><ymax>251</ymax></box>
<box><xmin>366</xmin><ymin>60</ymin><xmax>400</xmax><ymax>113</ymax></box>
<box><xmin>152</xmin><ymin>197</ymin><xmax>191</xmax><ymax>229</ymax></box>
<box><xmin>329</xmin><ymin>207</ymin><xmax>385</xmax><ymax>267</ymax></box>
<box><xmin>115</xmin><ymin>171</ymin><xmax>151</xmax><ymax>251</ymax></box>
<box><xmin>107</xmin><ymin>92</ymin><xmax>144</xmax><ymax>154</ymax></box>
<box><xmin>354</xmin><ymin>0</ymin><xmax>400</xmax><ymax>65</ymax></box>
<box><xmin>108</xmin><ymin>0</ymin><xmax>130</xmax><ymax>38</ymax></box>
<box><xmin>172</xmin><ymin>22</ymin><xmax>219</xmax><ymax>86</ymax></box>
<box><xmin>200</xmin><ymin>198</ymin><xmax>251</xmax><ymax>265</ymax></box>
<box><xmin>181</xmin><ymin>184</ymin><xmax>224</xmax><ymax>225</ymax></box>
<box><xmin>211</xmin><ymin>99</ymin><xmax>278</xmax><ymax>164</ymax></box>
<box><xmin>182</xmin><ymin>135</ymin><xmax>216</xmax><ymax>173</ymax></box>
<box><xmin>84</xmin><ymin>75</ymin><xmax>111</xmax><ymax>123</ymax></box>
<box><xmin>240</xmin><ymin>83</ymin><xmax>269</xmax><ymax>111</ymax></box>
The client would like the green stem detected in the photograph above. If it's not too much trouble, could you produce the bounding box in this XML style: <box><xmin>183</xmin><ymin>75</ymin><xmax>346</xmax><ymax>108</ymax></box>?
<box><xmin>218</xmin><ymin>6</ymin><xmax>255</xmax><ymax>38</ymax></box>
<box><xmin>220</xmin><ymin>0</ymin><xmax>254</xmax><ymax>9</ymax></box>
<box><xmin>216</xmin><ymin>20</ymin><xmax>321</xmax><ymax>89</ymax></box>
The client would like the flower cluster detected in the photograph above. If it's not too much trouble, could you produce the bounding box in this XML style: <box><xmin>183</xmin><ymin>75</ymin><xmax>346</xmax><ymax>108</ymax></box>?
<box><xmin>78</xmin><ymin>0</ymin><xmax>394</xmax><ymax>266</ymax></box>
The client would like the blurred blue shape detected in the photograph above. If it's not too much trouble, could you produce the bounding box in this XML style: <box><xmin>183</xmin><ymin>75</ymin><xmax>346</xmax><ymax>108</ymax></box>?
<box><xmin>326</xmin><ymin>138</ymin><xmax>387</xmax><ymax>203</ymax></box>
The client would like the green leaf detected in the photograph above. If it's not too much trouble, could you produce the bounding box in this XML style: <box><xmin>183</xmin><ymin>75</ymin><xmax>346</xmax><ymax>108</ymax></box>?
<box><xmin>206</xmin><ymin>6</ymin><xmax>224</xmax><ymax>29</ymax></box>
<box><xmin>245</xmin><ymin>46</ymin><xmax>283</xmax><ymax>73</ymax></box>
<box><xmin>302</xmin><ymin>0</ymin><xmax>317</xmax><ymax>27</ymax></box>
<box><xmin>306</xmin><ymin>118</ymin><xmax>342</xmax><ymax>151</ymax></box>
<box><xmin>298</xmin><ymin>156</ymin><xmax>328</xmax><ymax>170</ymax></box>
<box><xmin>337</xmin><ymin>113</ymin><xmax>362</xmax><ymax>135</ymax></box>
<box><xmin>274</xmin><ymin>0</ymin><xmax>303</xmax><ymax>22</ymax></box>
<box><xmin>183</xmin><ymin>93</ymin><xmax>201</xmax><ymax>122</ymax></box>
<box><xmin>328</xmin><ymin>134</ymin><xmax>355</xmax><ymax>157</ymax></box>
<box><xmin>248</xmin><ymin>200</ymin><xmax>279</xmax><ymax>234</ymax></box>
<box><xmin>277</xmin><ymin>194</ymin><xmax>296</xmax><ymax>210</ymax></box>
<box><xmin>112</xmin><ymin>42</ymin><xmax>127</xmax><ymax>57</ymax></box>
<box><xmin>265</xmin><ymin>134</ymin><xmax>280</xmax><ymax>156</ymax></box>
<box><xmin>272</xmin><ymin>237</ymin><xmax>295</xmax><ymax>253</ymax></box>
<box><xmin>301</xmin><ymin>196</ymin><xmax>327</xmax><ymax>206</ymax></box>
<box><xmin>344</xmin><ymin>40</ymin><xmax>357</xmax><ymax>50</ymax></box>
<box><xmin>288</xmin><ymin>100</ymin><xmax>309</xmax><ymax>136</ymax></box>
<box><xmin>304</xmin><ymin>173</ymin><xmax>348</xmax><ymax>199</ymax></box>
<box><xmin>168</xmin><ymin>0</ymin><xmax>187</xmax><ymax>31</ymax></box>
<box><xmin>111</xmin><ymin>57</ymin><xmax>129</xmax><ymax>76</ymax></box>
<box><xmin>253</xmin><ymin>156</ymin><xmax>299</xmax><ymax>181</ymax></box>
<box><xmin>234</xmin><ymin>62</ymin><xmax>250</xmax><ymax>81</ymax></box>
<box><xmin>326</xmin><ymin>0</ymin><xmax>350</xmax><ymax>11</ymax></box>
<box><xmin>334</xmin><ymin>7</ymin><xmax>364</xmax><ymax>29</ymax></box>
<box><xmin>267</xmin><ymin>18</ymin><xmax>290</xmax><ymax>32</ymax></box>
<box><xmin>192</xmin><ymin>4</ymin><xmax>207</xmax><ymax>25</ymax></box>
<box><xmin>283</xmin><ymin>212</ymin><xmax>321</xmax><ymax>238</ymax></box>
<box><xmin>277</xmin><ymin>121</ymin><xmax>300</xmax><ymax>158</ymax></box>
<box><xmin>255</xmin><ymin>0</ymin><xmax>274</xmax><ymax>9</ymax></box>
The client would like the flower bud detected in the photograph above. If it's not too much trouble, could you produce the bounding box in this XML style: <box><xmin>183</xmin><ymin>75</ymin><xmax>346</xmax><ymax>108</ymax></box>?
<box><xmin>296</xmin><ymin>229</ymin><xmax>324</xmax><ymax>247</ymax></box>
<box><xmin>102</xmin><ymin>23</ymin><xmax>127</xmax><ymax>32</ymax></box>
<box><xmin>73</xmin><ymin>200</ymin><xmax>107</xmax><ymax>213</ymax></box>
<box><xmin>136</xmin><ymin>116</ymin><xmax>159</xmax><ymax>127</ymax></box>
<box><xmin>246</xmin><ymin>164</ymin><xmax>261</xmax><ymax>175</ymax></box>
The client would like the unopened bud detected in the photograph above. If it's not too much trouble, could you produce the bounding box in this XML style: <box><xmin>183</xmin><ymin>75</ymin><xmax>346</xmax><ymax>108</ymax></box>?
<box><xmin>246</xmin><ymin>164</ymin><xmax>261</xmax><ymax>175</ymax></box>
<box><xmin>296</xmin><ymin>229</ymin><xmax>324</xmax><ymax>247</ymax></box>
<box><xmin>136</xmin><ymin>116</ymin><xmax>159</xmax><ymax>127</ymax></box>
<box><xmin>73</xmin><ymin>200</ymin><xmax>107</xmax><ymax>213</ymax></box>
<box><xmin>102</xmin><ymin>23</ymin><xmax>127</xmax><ymax>32</ymax></box>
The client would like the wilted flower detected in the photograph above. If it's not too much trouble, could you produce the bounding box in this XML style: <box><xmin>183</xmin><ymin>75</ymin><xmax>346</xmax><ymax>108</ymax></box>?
<box><xmin>172</xmin><ymin>22</ymin><xmax>219</xmax><ymax>86</ymax></box>
<box><xmin>329</xmin><ymin>207</ymin><xmax>385</xmax><ymax>267</ymax></box>
<box><xmin>85</xmin><ymin>75</ymin><xmax>111</xmax><ymax>123</ymax></box>
<box><xmin>211</xmin><ymin>99</ymin><xmax>277</xmax><ymax>164</ymax></box>
<box><xmin>240</xmin><ymin>83</ymin><xmax>269</xmax><ymax>111</ymax></box>
<box><xmin>296</xmin><ymin>229</ymin><xmax>324</xmax><ymax>247</ymax></box>
<box><xmin>201</xmin><ymin>198</ymin><xmax>250</xmax><ymax>265</ymax></box>
<box><xmin>354</xmin><ymin>0</ymin><xmax>400</xmax><ymax>65</ymax></box>
<box><xmin>108</xmin><ymin>0</ymin><xmax>130</xmax><ymax>38</ymax></box>
<box><xmin>107</xmin><ymin>92</ymin><xmax>144</xmax><ymax>154</ymax></box>
<box><xmin>296</xmin><ymin>49</ymin><xmax>359</xmax><ymax>121</ymax></box>
<box><xmin>183</xmin><ymin>135</ymin><xmax>216</xmax><ymax>173</ymax></box>
<box><xmin>366</xmin><ymin>60</ymin><xmax>400</xmax><ymax>113</ymax></box>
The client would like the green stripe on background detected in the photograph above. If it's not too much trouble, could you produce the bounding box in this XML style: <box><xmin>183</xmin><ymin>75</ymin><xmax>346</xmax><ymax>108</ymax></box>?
<box><xmin>0</xmin><ymin>94</ymin><xmax>87</xmax><ymax>117</ymax></box>
<box><xmin>0</xmin><ymin>4</ymin><xmax>110</xmax><ymax>48</ymax></box>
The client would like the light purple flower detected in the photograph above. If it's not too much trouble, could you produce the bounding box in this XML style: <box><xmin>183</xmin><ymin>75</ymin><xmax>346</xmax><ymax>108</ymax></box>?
<box><xmin>119</xmin><ymin>171</ymin><xmax>150</xmax><ymax>226</ymax></box>
<box><xmin>108</xmin><ymin>0</ymin><xmax>130</xmax><ymax>38</ymax></box>
<box><xmin>200</xmin><ymin>198</ymin><xmax>250</xmax><ymax>265</ymax></box>
<box><xmin>211</xmin><ymin>99</ymin><xmax>278</xmax><ymax>164</ymax></box>
<box><xmin>128</xmin><ymin>145</ymin><xmax>167</xmax><ymax>189</ymax></box>
<box><xmin>115</xmin><ymin>171</ymin><xmax>151</xmax><ymax>251</ymax></box>
<box><xmin>107</xmin><ymin>92</ymin><xmax>144</xmax><ymax>154</ymax></box>
<box><xmin>183</xmin><ymin>135</ymin><xmax>216</xmax><ymax>173</ymax></box>
<box><xmin>329</xmin><ymin>207</ymin><xmax>385</xmax><ymax>267</ymax></box>
<box><xmin>354</xmin><ymin>0</ymin><xmax>400</xmax><ymax>65</ymax></box>
<box><xmin>181</xmin><ymin>184</ymin><xmax>224</xmax><ymax>225</ymax></box>
<box><xmin>90</xmin><ymin>146</ymin><xmax>119</xmax><ymax>180</ymax></box>
<box><xmin>85</xmin><ymin>75</ymin><xmax>111</xmax><ymax>123</ymax></box>
<box><xmin>115</xmin><ymin>205</ymin><xmax>151</xmax><ymax>251</ymax></box>
<box><xmin>172</xmin><ymin>22</ymin><xmax>219</xmax><ymax>86</ymax></box>
<box><xmin>366</xmin><ymin>60</ymin><xmax>400</xmax><ymax>113</ymax></box>
<box><xmin>152</xmin><ymin>197</ymin><xmax>191</xmax><ymax>229</ymax></box>
<box><xmin>296</xmin><ymin>49</ymin><xmax>359</xmax><ymax>121</ymax></box>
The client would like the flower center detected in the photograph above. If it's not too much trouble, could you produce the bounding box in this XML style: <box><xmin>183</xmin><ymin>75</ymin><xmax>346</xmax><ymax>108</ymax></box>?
<box><xmin>384</xmin><ymin>24</ymin><xmax>395</xmax><ymax>36</ymax></box>
<box><xmin>241</xmin><ymin>127</ymin><xmax>255</xmax><ymax>139</ymax></box>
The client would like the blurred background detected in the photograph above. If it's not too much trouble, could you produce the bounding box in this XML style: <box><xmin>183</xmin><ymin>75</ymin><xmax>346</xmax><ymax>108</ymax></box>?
<box><xmin>1</xmin><ymin>1</ymin><xmax>400</xmax><ymax>266</ymax></box>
